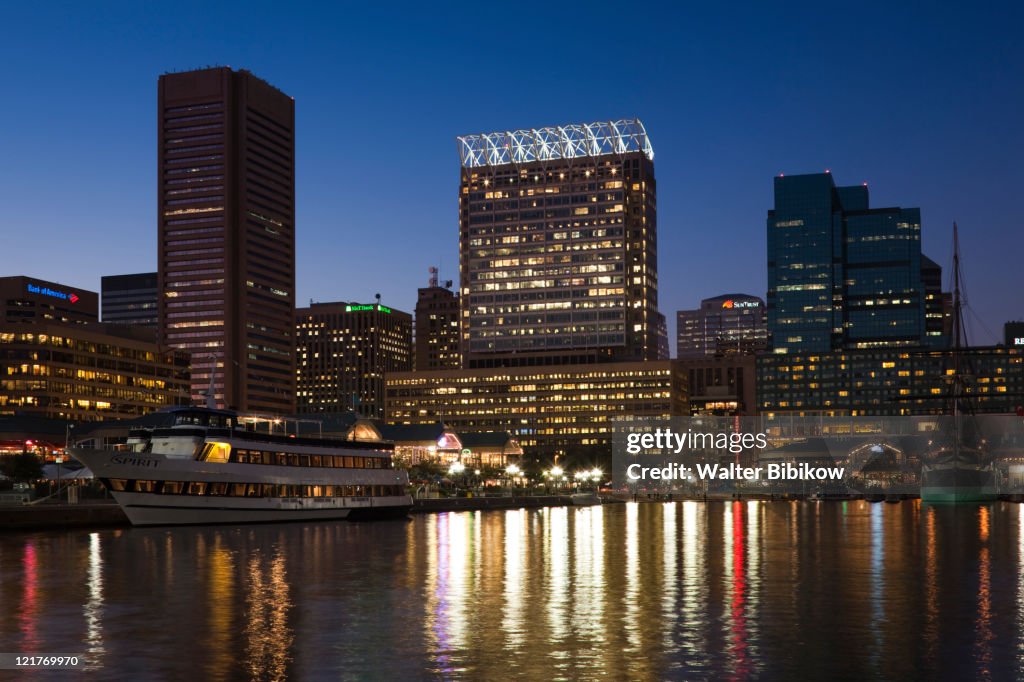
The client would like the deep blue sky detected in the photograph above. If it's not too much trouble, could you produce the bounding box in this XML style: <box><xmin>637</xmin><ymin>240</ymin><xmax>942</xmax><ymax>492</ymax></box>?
<box><xmin>2</xmin><ymin>1</ymin><xmax>1021</xmax><ymax>346</ymax></box>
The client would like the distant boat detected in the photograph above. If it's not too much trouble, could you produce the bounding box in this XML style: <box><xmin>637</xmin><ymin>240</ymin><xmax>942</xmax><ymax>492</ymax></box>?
<box><xmin>920</xmin><ymin>224</ymin><xmax>996</xmax><ymax>504</ymax></box>
<box><xmin>571</xmin><ymin>492</ymin><xmax>601</xmax><ymax>506</ymax></box>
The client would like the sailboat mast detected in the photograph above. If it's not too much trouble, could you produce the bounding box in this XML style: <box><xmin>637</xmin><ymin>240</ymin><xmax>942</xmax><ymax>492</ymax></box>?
<box><xmin>952</xmin><ymin>223</ymin><xmax>961</xmax><ymax>419</ymax></box>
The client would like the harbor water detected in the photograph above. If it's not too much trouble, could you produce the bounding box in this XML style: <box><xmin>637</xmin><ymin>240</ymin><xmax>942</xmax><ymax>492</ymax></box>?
<box><xmin>0</xmin><ymin>500</ymin><xmax>1020</xmax><ymax>680</ymax></box>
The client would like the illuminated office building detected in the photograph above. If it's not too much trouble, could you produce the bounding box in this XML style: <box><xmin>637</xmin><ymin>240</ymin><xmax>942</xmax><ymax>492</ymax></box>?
<box><xmin>102</xmin><ymin>272</ymin><xmax>158</xmax><ymax>327</ymax></box>
<box><xmin>296</xmin><ymin>302</ymin><xmax>412</xmax><ymax>418</ymax></box>
<box><xmin>457</xmin><ymin>119</ymin><xmax>661</xmax><ymax>368</ymax></box>
<box><xmin>757</xmin><ymin>346</ymin><xmax>1023</xmax><ymax>416</ymax></box>
<box><xmin>0</xmin><ymin>322</ymin><xmax>190</xmax><ymax>421</ymax></box>
<box><xmin>158</xmin><ymin>67</ymin><xmax>296</xmax><ymax>413</ymax></box>
<box><xmin>768</xmin><ymin>172</ymin><xmax>937</xmax><ymax>353</ymax></box>
<box><xmin>386</xmin><ymin>361</ymin><xmax>686</xmax><ymax>458</ymax></box>
<box><xmin>415</xmin><ymin>278</ymin><xmax>460</xmax><ymax>371</ymax></box>
<box><xmin>0</xmin><ymin>276</ymin><xmax>97</xmax><ymax>326</ymax></box>
<box><xmin>921</xmin><ymin>255</ymin><xmax>951</xmax><ymax>347</ymax></box>
<box><xmin>676</xmin><ymin>293</ymin><xmax>767</xmax><ymax>358</ymax></box>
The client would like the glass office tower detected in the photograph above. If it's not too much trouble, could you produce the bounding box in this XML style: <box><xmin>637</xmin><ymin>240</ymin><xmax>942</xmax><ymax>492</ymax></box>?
<box><xmin>768</xmin><ymin>172</ymin><xmax>930</xmax><ymax>353</ymax></box>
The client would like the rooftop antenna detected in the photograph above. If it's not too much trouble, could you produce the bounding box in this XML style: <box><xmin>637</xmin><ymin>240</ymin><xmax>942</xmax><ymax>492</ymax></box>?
<box><xmin>375</xmin><ymin>292</ymin><xmax>381</xmax><ymax>306</ymax></box>
<box><xmin>429</xmin><ymin>266</ymin><xmax>439</xmax><ymax>288</ymax></box>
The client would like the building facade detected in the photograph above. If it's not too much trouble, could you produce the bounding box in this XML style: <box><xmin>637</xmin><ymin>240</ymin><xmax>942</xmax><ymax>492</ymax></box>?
<box><xmin>386</xmin><ymin>360</ymin><xmax>687</xmax><ymax>458</ymax></box>
<box><xmin>757</xmin><ymin>346</ymin><xmax>1024</xmax><ymax>416</ymax></box>
<box><xmin>102</xmin><ymin>272</ymin><xmax>158</xmax><ymax>327</ymax></box>
<box><xmin>157</xmin><ymin>67</ymin><xmax>296</xmax><ymax>413</ymax></box>
<box><xmin>678</xmin><ymin>355</ymin><xmax>757</xmax><ymax>415</ymax></box>
<box><xmin>676</xmin><ymin>293</ymin><xmax>767</xmax><ymax>358</ymax></box>
<box><xmin>0</xmin><ymin>322</ymin><xmax>191</xmax><ymax>421</ymax></box>
<box><xmin>296</xmin><ymin>302</ymin><xmax>412</xmax><ymax>418</ymax></box>
<box><xmin>0</xmin><ymin>276</ymin><xmax>97</xmax><ymax>326</ymax></box>
<box><xmin>1006</xmin><ymin>322</ymin><xmax>1024</xmax><ymax>349</ymax></box>
<box><xmin>415</xmin><ymin>283</ymin><xmax>460</xmax><ymax>371</ymax></box>
<box><xmin>767</xmin><ymin>173</ymin><xmax>935</xmax><ymax>353</ymax></box>
<box><xmin>457</xmin><ymin>119</ymin><xmax>661</xmax><ymax>368</ymax></box>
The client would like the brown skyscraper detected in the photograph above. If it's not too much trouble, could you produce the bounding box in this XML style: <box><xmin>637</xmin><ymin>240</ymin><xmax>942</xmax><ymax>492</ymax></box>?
<box><xmin>415</xmin><ymin>276</ymin><xmax>461</xmax><ymax>371</ymax></box>
<box><xmin>158</xmin><ymin>67</ymin><xmax>296</xmax><ymax>413</ymax></box>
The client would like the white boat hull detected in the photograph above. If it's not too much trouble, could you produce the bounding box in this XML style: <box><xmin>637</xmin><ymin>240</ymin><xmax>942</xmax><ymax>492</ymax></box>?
<box><xmin>113</xmin><ymin>491</ymin><xmax>411</xmax><ymax>526</ymax></box>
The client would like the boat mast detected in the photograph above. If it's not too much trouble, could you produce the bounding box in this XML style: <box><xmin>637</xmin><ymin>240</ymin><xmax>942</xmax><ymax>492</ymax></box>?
<box><xmin>951</xmin><ymin>223</ymin><xmax>965</xmax><ymax>454</ymax></box>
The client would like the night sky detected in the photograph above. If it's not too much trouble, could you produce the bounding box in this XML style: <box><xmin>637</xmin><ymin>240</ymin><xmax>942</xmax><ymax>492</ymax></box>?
<box><xmin>2</xmin><ymin>1</ymin><xmax>1021</xmax><ymax>346</ymax></box>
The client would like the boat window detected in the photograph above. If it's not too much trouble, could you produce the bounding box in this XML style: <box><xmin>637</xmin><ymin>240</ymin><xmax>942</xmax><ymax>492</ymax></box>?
<box><xmin>311</xmin><ymin>455</ymin><xmax>322</xmax><ymax>467</ymax></box>
<box><xmin>108</xmin><ymin>478</ymin><xmax>127</xmax><ymax>492</ymax></box>
<box><xmin>208</xmin><ymin>482</ymin><xmax>228</xmax><ymax>496</ymax></box>
<box><xmin>134</xmin><ymin>480</ymin><xmax>156</xmax><ymax>493</ymax></box>
<box><xmin>197</xmin><ymin>442</ymin><xmax>231</xmax><ymax>463</ymax></box>
<box><xmin>187</xmin><ymin>482</ymin><xmax>206</xmax><ymax>495</ymax></box>
<box><xmin>299</xmin><ymin>455</ymin><xmax>310</xmax><ymax>467</ymax></box>
<box><xmin>162</xmin><ymin>481</ymin><xmax>183</xmax><ymax>494</ymax></box>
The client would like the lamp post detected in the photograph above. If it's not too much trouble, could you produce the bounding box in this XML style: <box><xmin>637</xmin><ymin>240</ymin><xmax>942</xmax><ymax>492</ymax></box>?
<box><xmin>505</xmin><ymin>463</ymin><xmax>521</xmax><ymax>492</ymax></box>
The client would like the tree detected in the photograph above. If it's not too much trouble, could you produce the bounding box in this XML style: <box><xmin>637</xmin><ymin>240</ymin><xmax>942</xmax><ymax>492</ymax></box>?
<box><xmin>0</xmin><ymin>453</ymin><xmax>44</xmax><ymax>483</ymax></box>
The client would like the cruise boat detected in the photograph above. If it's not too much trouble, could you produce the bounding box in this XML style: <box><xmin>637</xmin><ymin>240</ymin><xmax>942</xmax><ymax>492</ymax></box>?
<box><xmin>71</xmin><ymin>407</ymin><xmax>412</xmax><ymax>526</ymax></box>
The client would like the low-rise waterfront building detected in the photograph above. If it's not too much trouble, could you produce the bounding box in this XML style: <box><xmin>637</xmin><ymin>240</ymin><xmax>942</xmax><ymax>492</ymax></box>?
<box><xmin>386</xmin><ymin>360</ymin><xmax>687</xmax><ymax>458</ymax></box>
<box><xmin>757</xmin><ymin>346</ymin><xmax>1024</xmax><ymax>416</ymax></box>
<box><xmin>0</xmin><ymin>322</ymin><xmax>191</xmax><ymax>421</ymax></box>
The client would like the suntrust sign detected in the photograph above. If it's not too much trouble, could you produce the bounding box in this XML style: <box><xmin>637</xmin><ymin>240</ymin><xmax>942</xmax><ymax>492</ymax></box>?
<box><xmin>27</xmin><ymin>282</ymin><xmax>79</xmax><ymax>304</ymax></box>
<box><xmin>722</xmin><ymin>299</ymin><xmax>759</xmax><ymax>309</ymax></box>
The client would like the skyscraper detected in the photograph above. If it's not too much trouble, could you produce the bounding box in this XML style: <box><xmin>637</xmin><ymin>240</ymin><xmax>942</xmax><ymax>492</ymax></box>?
<box><xmin>102</xmin><ymin>272</ymin><xmax>158</xmax><ymax>327</ymax></box>
<box><xmin>676</xmin><ymin>294</ymin><xmax>767</xmax><ymax>358</ymax></box>
<box><xmin>457</xmin><ymin>119</ymin><xmax>660</xmax><ymax>368</ymax></box>
<box><xmin>296</xmin><ymin>302</ymin><xmax>412</xmax><ymax>418</ymax></box>
<box><xmin>767</xmin><ymin>172</ymin><xmax>931</xmax><ymax>353</ymax></box>
<box><xmin>415</xmin><ymin>272</ymin><xmax>461</xmax><ymax>371</ymax></box>
<box><xmin>157</xmin><ymin>67</ymin><xmax>296</xmax><ymax>412</ymax></box>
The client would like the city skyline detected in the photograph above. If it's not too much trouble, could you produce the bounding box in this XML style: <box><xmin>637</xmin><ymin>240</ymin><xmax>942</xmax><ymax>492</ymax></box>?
<box><xmin>2</xmin><ymin>3</ymin><xmax>1022</xmax><ymax>348</ymax></box>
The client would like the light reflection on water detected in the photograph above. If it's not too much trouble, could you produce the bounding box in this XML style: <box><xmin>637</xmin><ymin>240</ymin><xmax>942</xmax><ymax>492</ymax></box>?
<box><xmin>2</xmin><ymin>501</ymin><xmax>1024</xmax><ymax>680</ymax></box>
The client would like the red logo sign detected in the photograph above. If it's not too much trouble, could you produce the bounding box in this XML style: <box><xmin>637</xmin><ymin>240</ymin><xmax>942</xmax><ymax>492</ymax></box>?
<box><xmin>69</xmin><ymin>294</ymin><xmax>79</xmax><ymax>304</ymax></box>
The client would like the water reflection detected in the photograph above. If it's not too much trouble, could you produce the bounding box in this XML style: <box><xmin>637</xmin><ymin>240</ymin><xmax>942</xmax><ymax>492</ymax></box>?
<box><xmin>84</xmin><ymin>533</ymin><xmax>104</xmax><ymax>669</ymax></box>
<box><xmin>244</xmin><ymin>549</ymin><xmax>292</xmax><ymax>682</ymax></box>
<box><xmin>2</xmin><ymin>503</ymin><xmax>1024</xmax><ymax>679</ymax></box>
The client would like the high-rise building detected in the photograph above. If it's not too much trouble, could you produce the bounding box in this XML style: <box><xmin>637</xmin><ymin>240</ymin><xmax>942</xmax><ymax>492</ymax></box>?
<box><xmin>415</xmin><ymin>273</ymin><xmax>461</xmax><ymax>371</ymax></box>
<box><xmin>676</xmin><ymin>293</ymin><xmax>767</xmax><ymax>358</ymax></box>
<box><xmin>102</xmin><ymin>272</ymin><xmax>158</xmax><ymax>327</ymax></box>
<box><xmin>157</xmin><ymin>67</ymin><xmax>296</xmax><ymax>413</ymax></box>
<box><xmin>0</xmin><ymin>276</ymin><xmax>97</xmax><ymax>325</ymax></box>
<box><xmin>767</xmin><ymin>172</ymin><xmax>931</xmax><ymax>353</ymax></box>
<box><xmin>921</xmin><ymin>256</ymin><xmax>951</xmax><ymax>347</ymax></box>
<box><xmin>296</xmin><ymin>302</ymin><xmax>412</xmax><ymax>418</ymax></box>
<box><xmin>457</xmin><ymin>119</ymin><xmax>661</xmax><ymax>368</ymax></box>
<box><xmin>653</xmin><ymin>311</ymin><xmax>670</xmax><ymax>360</ymax></box>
